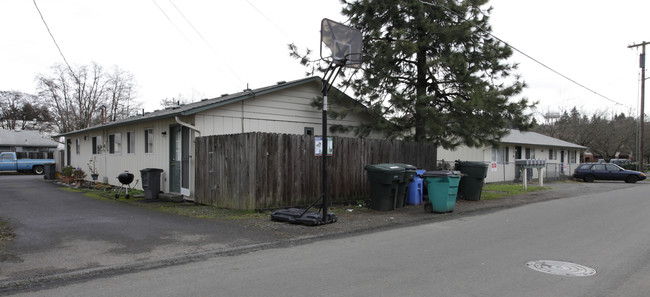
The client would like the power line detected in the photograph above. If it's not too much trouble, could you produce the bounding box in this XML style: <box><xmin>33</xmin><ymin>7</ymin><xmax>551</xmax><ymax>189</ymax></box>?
<box><xmin>166</xmin><ymin>0</ymin><xmax>245</xmax><ymax>84</ymax></box>
<box><xmin>152</xmin><ymin>0</ymin><xmax>244</xmax><ymax>85</ymax></box>
<box><xmin>245</xmin><ymin>0</ymin><xmax>290</xmax><ymax>40</ymax></box>
<box><xmin>419</xmin><ymin>0</ymin><xmax>624</xmax><ymax>106</ymax></box>
<box><xmin>32</xmin><ymin>0</ymin><xmax>78</xmax><ymax>81</ymax></box>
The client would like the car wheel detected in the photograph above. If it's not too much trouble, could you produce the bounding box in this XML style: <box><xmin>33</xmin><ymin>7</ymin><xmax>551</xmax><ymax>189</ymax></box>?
<box><xmin>625</xmin><ymin>175</ymin><xmax>638</xmax><ymax>183</ymax></box>
<box><xmin>583</xmin><ymin>175</ymin><xmax>595</xmax><ymax>183</ymax></box>
<box><xmin>32</xmin><ymin>165</ymin><xmax>44</xmax><ymax>175</ymax></box>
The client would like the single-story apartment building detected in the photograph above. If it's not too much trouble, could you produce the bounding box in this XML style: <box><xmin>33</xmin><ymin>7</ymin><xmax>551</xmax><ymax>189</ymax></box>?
<box><xmin>438</xmin><ymin>129</ymin><xmax>587</xmax><ymax>183</ymax></box>
<box><xmin>57</xmin><ymin>77</ymin><xmax>383</xmax><ymax>200</ymax></box>
<box><xmin>0</xmin><ymin>129</ymin><xmax>58</xmax><ymax>153</ymax></box>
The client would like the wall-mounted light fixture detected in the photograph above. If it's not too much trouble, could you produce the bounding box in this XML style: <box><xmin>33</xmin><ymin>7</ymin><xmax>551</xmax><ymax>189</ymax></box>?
<box><xmin>161</xmin><ymin>131</ymin><xmax>167</xmax><ymax>135</ymax></box>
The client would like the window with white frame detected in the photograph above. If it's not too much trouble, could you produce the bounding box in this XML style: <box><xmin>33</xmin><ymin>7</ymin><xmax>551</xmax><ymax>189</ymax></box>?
<box><xmin>92</xmin><ymin>136</ymin><xmax>103</xmax><ymax>155</ymax></box>
<box><xmin>492</xmin><ymin>147</ymin><xmax>507</xmax><ymax>163</ymax></box>
<box><xmin>127</xmin><ymin>131</ymin><xmax>135</xmax><ymax>154</ymax></box>
<box><xmin>144</xmin><ymin>128</ymin><xmax>154</xmax><ymax>154</ymax></box>
<box><xmin>549</xmin><ymin>149</ymin><xmax>557</xmax><ymax>160</ymax></box>
<box><xmin>75</xmin><ymin>138</ymin><xmax>80</xmax><ymax>154</ymax></box>
<box><xmin>108</xmin><ymin>133</ymin><xmax>122</xmax><ymax>154</ymax></box>
<box><xmin>569</xmin><ymin>150</ymin><xmax>577</xmax><ymax>163</ymax></box>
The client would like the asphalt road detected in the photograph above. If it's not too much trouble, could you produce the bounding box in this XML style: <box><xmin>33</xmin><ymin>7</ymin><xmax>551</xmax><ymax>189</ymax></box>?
<box><xmin>7</xmin><ymin>179</ymin><xmax>649</xmax><ymax>296</ymax></box>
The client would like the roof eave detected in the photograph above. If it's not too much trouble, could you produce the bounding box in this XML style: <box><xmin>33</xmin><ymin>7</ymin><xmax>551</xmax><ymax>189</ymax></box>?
<box><xmin>181</xmin><ymin>77</ymin><xmax>321</xmax><ymax>116</ymax></box>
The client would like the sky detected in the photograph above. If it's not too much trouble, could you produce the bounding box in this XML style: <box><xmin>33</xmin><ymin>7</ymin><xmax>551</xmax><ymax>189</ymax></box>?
<box><xmin>1</xmin><ymin>0</ymin><xmax>648</xmax><ymax>120</ymax></box>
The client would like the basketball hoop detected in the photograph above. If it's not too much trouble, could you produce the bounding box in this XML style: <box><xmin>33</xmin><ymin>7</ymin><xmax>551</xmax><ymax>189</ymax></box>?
<box><xmin>317</xmin><ymin>19</ymin><xmax>363</xmax><ymax>224</ymax></box>
<box><xmin>321</xmin><ymin>18</ymin><xmax>363</xmax><ymax>69</ymax></box>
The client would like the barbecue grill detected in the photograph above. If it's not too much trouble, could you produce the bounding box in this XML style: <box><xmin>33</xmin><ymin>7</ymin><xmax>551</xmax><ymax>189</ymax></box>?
<box><xmin>115</xmin><ymin>171</ymin><xmax>135</xmax><ymax>199</ymax></box>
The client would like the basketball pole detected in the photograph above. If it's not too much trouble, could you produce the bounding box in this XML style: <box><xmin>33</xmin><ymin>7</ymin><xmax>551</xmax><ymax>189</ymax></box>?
<box><xmin>321</xmin><ymin>61</ymin><xmax>344</xmax><ymax>223</ymax></box>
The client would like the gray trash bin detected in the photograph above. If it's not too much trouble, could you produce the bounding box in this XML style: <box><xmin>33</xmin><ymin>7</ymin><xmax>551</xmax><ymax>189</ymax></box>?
<box><xmin>140</xmin><ymin>168</ymin><xmax>164</xmax><ymax>199</ymax></box>
<box><xmin>392</xmin><ymin>163</ymin><xmax>417</xmax><ymax>208</ymax></box>
<box><xmin>43</xmin><ymin>163</ymin><xmax>56</xmax><ymax>180</ymax></box>
<box><xmin>456</xmin><ymin>161</ymin><xmax>488</xmax><ymax>201</ymax></box>
<box><xmin>364</xmin><ymin>164</ymin><xmax>405</xmax><ymax>211</ymax></box>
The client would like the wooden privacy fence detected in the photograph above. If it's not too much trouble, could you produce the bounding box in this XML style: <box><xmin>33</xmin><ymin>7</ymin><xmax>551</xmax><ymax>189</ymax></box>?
<box><xmin>195</xmin><ymin>132</ymin><xmax>438</xmax><ymax>210</ymax></box>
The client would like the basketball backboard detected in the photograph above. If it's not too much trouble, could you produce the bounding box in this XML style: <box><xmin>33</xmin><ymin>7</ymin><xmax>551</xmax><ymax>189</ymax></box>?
<box><xmin>320</xmin><ymin>18</ymin><xmax>362</xmax><ymax>68</ymax></box>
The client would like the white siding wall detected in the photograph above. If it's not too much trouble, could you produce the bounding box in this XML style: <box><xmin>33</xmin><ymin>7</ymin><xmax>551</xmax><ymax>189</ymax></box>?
<box><xmin>439</xmin><ymin>144</ymin><xmax>583</xmax><ymax>183</ymax></box>
<box><xmin>196</xmin><ymin>84</ymin><xmax>384</xmax><ymax>138</ymax></box>
<box><xmin>437</xmin><ymin>145</ymin><xmax>486</xmax><ymax>164</ymax></box>
<box><xmin>63</xmin><ymin>83</ymin><xmax>389</xmax><ymax>199</ymax></box>
<box><xmin>65</xmin><ymin>117</ymin><xmax>189</xmax><ymax>193</ymax></box>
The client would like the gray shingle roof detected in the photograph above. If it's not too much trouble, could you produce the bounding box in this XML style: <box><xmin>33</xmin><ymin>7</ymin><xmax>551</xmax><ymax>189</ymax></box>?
<box><xmin>502</xmin><ymin>129</ymin><xmax>586</xmax><ymax>149</ymax></box>
<box><xmin>0</xmin><ymin>129</ymin><xmax>59</xmax><ymax>147</ymax></box>
<box><xmin>57</xmin><ymin>77</ymin><xmax>323</xmax><ymax>136</ymax></box>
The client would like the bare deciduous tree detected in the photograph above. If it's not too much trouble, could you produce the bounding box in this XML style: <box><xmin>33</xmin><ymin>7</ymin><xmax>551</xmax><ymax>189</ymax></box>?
<box><xmin>0</xmin><ymin>90</ymin><xmax>53</xmax><ymax>131</ymax></box>
<box><xmin>36</xmin><ymin>62</ymin><xmax>139</xmax><ymax>133</ymax></box>
<box><xmin>535</xmin><ymin>108</ymin><xmax>638</xmax><ymax>161</ymax></box>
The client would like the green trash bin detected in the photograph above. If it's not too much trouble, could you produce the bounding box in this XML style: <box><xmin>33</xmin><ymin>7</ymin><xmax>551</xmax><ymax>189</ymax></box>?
<box><xmin>456</xmin><ymin>161</ymin><xmax>489</xmax><ymax>201</ymax></box>
<box><xmin>393</xmin><ymin>163</ymin><xmax>417</xmax><ymax>209</ymax></box>
<box><xmin>422</xmin><ymin>171</ymin><xmax>461</xmax><ymax>213</ymax></box>
<box><xmin>364</xmin><ymin>164</ymin><xmax>405</xmax><ymax>211</ymax></box>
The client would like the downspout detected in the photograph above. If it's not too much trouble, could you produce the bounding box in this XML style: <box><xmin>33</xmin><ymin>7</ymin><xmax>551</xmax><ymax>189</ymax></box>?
<box><xmin>175</xmin><ymin>116</ymin><xmax>200</xmax><ymax>199</ymax></box>
<box><xmin>175</xmin><ymin>116</ymin><xmax>201</xmax><ymax>136</ymax></box>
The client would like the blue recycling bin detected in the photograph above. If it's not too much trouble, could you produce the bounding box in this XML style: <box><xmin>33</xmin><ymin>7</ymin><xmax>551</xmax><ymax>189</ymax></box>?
<box><xmin>406</xmin><ymin>169</ymin><xmax>426</xmax><ymax>205</ymax></box>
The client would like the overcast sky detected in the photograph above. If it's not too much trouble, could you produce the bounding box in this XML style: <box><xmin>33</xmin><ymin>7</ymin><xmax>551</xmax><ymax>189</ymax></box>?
<box><xmin>1</xmin><ymin>0</ymin><xmax>648</xmax><ymax>119</ymax></box>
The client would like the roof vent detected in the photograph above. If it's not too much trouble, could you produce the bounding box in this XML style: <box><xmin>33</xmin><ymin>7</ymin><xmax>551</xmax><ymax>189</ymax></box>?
<box><xmin>221</xmin><ymin>93</ymin><xmax>229</xmax><ymax>97</ymax></box>
<box><xmin>201</xmin><ymin>98</ymin><xmax>208</xmax><ymax>101</ymax></box>
<box><xmin>277</xmin><ymin>81</ymin><xmax>286</xmax><ymax>85</ymax></box>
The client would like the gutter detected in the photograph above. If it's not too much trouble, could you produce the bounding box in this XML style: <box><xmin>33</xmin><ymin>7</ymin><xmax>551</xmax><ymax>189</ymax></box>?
<box><xmin>175</xmin><ymin>116</ymin><xmax>201</xmax><ymax>136</ymax></box>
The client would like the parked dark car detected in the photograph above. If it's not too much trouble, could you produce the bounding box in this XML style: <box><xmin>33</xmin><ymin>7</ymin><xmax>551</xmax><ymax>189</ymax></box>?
<box><xmin>573</xmin><ymin>163</ymin><xmax>646</xmax><ymax>183</ymax></box>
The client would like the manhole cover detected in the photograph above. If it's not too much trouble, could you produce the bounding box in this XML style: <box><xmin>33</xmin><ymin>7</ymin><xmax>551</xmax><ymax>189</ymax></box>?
<box><xmin>526</xmin><ymin>260</ymin><xmax>596</xmax><ymax>277</ymax></box>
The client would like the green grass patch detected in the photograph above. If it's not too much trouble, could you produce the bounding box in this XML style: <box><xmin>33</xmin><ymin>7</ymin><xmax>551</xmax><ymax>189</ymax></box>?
<box><xmin>63</xmin><ymin>186</ymin><xmax>266</xmax><ymax>220</ymax></box>
<box><xmin>59</xmin><ymin>187</ymin><xmax>85</xmax><ymax>193</ymax></box>
<box><xmin>481</xmin><ymin>183</ymin><xmax>551</xmax><ymax>200</ymax></box>
<box><xmin>143</xmin><ymin>203</ymin><xmax>268</xmax><ymax>220</ymax></box>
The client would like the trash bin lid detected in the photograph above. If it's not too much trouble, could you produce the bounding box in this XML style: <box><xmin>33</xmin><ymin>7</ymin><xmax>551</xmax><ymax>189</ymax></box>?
<box><xmin>140</xmin><ymin>168</ymin><xmax>164</xmax><ymax>172</ymax></box>
<box><xmin>458</xmin><ymin>161</ymin><xmax>489</xmax><ymax>168</ymax></box>
<box><xmin>364</xmin><ymin>163</ymin><xmax>405</xmax><ymax>173</ymax></box>
<box><xmin>392</xmin><ymin>163</ymin><xmax>417</xmax><ymax>171</ymax></box>
<box><xmin>422</xmin><ymin>170</ymin><xmax>460</xmax><ymax>177</ymax></box>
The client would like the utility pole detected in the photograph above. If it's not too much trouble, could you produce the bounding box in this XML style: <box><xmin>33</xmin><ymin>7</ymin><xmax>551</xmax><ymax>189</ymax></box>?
<box><xmin>628</xmin><ymin>41</ymin><xmax>648</xmax><ymax>172</ymax></box>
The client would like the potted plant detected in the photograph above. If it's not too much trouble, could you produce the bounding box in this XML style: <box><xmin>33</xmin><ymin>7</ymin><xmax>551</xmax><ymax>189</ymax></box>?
<box><xmin>72</xmin><ymin>167</ymin><xmax>87</xmax><ymax>187</ymax></box>
<box><xmin>61</xmin><ymin>166</ymin><xmax>75</xmax><ymax>184</ymax></box>
<box><xmin>87</xmin><ymin>157</ymin><xmax>99</xmax><ymax>181</ymax></box>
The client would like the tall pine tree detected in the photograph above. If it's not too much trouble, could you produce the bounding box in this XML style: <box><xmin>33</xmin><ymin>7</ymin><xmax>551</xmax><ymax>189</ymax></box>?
<box><xmin>334</xmin><ymin>0</ymin><xmax>534</xmax><ymax>149</ymax></box>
